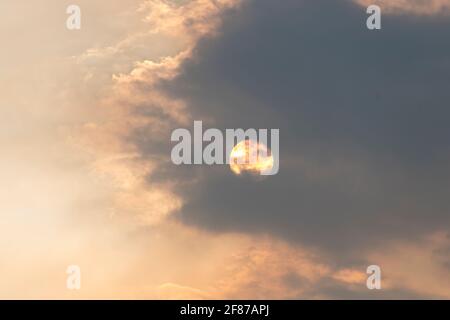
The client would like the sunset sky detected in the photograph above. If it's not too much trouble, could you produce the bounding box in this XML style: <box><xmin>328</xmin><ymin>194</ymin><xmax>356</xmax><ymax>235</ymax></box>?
<box><xmin>1</xmin><ymin>0</ymin><xmax>450</xmax><ymax>299</ymax></box>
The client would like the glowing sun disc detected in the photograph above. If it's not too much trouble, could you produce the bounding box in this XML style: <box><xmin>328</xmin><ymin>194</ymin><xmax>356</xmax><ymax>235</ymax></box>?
<box><xmin>229</xmin><ymin>140</ymin><xmax>274</xmax><ymax>175</ymax></box>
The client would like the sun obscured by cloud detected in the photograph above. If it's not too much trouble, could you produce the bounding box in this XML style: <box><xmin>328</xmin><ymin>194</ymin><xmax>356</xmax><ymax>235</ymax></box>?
<box><xmin>1</xmin><ymin>0</ymin><xmax>450</xmax><ymax>299</ymax></box>
<box><xmin>229</xmin><ymin>140</ymin><xmax>274</xmax><ymax>176</ymax></box>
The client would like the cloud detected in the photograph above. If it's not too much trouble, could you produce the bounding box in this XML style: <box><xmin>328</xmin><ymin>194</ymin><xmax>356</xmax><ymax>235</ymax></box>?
<box><xmin>3</xmin><ymin>0</ymin><xmax>450</xmax><ymax>299</ymax></box>
<box><xmin>56</xmin><ymin>0</ymin><xmax>450</xmax><ymax>299</ymax></box>
<box><xmin>73</xmin><ymin>0</ymin><xmax>242</xmax><ymax>225</ymax></box>
<box><xmin>367</xmin><ymin>231</ymin><xmax>450</xmax><ymax>298</ymax></box>
<box><xmin>0</xmin><ymin>0</ymin><xmax>245</xmax><ymax>298</ymax></box>
<box><xmin>147</xmin><ymin>0</ymin><xmax>450</xmax><ymax>254</ymax></box>
<box><xmin>354</xmin><ymin>0</ymin><xmax>450</xmax><ymax>15</ymax></box>
<box><xmin>141</xmin><ymin>0</ymin><xmax>240</xmax><ymax>39</ymax></box>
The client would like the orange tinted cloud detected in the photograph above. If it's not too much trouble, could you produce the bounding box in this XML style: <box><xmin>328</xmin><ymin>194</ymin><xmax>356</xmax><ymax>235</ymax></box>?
<box><xmin>367</xmin><ymin>232</ymin><xmax>450</xmax><ymax>298</ymax></box>
<box><xmin>2</xmin><ymin>0</ymin><xmax>450</xmax><ymax>300</ymax></box>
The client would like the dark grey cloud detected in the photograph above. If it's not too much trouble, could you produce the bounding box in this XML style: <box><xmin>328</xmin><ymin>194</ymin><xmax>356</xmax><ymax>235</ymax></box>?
<box><xmin>303</xmin><ymin>279</ymin><xmax>428</xmax><ymax>299</ymax></box>
<box><xmin>135</xmin><ymin>0</ymin><xmax>450</xmax><ymax>253</ymax></box>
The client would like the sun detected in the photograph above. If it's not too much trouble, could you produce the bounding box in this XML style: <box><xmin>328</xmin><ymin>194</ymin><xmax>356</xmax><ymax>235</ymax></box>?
<box><xmin>229</xmin><ymin>140</ymin><xmax>274</xmax><ymax>175</ymax></box>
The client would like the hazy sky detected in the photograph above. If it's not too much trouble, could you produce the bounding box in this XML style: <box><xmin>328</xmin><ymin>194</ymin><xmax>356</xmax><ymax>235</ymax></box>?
<box><xmin>1</xmin><ymin>0</ymin><xmax>449</xmax><ymax>299</ymax></box>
